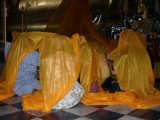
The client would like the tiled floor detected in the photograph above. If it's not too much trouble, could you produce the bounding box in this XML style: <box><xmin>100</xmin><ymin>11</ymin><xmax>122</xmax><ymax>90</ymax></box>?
<box><xmin>0</xmin><ymin>59</ymin><xmax>160</xmax><ymax>120</ymax></box>
<box><xmin>0</xmin><ymin>96</ymin><xmax>160</xmax><ymax>120</ymax></box>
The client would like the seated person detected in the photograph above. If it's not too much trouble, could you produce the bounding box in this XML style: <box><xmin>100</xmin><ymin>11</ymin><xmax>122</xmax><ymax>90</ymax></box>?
<box><xmin>4</xmin><ymin>44</ymin><xmax>41</xmax><ymax>96</ymax></box>
<box><xmin>101</xmin><ymin>48</ymin><xmax>122</xmax><ymax>93</ymax></box>
<box><xmin>13</xmin><ymin>51</ymin><xmax>41</xmax><ymax>96</ymax></box>
<box><xmin>4</xmin><ymin>38</ymin><xmax>84</xmax><ymax>109</ymax></box>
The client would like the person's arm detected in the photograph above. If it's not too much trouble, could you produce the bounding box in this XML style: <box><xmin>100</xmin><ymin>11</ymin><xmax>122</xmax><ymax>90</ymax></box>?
<box><xmin>107</xmin><ymin>60</ymin><xmax>116</xmax><ymax>75</ymax></box>
<box><xmin>105</xmin><ymin>52</ymin><xmax>116</xmax><ymax>75</ymax></box>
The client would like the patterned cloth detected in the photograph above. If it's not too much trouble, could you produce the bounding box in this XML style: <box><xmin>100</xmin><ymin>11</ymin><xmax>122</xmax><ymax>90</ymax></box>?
<box><xmin>89</xmin><ymin>81</ymin><xmax>99</xmax><ymax>93</ymax></box>
<box><xmin>52</xmin><ymin>81</ymin><xmax>84</xmax><ymax>109</ymax></box>
<box><xmin>13</xmin><ymin>51</ymin><xmax>41</xmax><ymax>96</ymax></box>
<box><xmin>4</xmin><ymin>42</ymin><xmax>41</xmax><ymax>96</ymax></box>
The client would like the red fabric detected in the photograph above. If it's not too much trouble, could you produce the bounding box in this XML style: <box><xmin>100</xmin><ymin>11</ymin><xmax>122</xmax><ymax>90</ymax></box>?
<box><xmin>90</xmin><ymin>81</ymin><xmax>99</xmax><ymax>93</ymax></box>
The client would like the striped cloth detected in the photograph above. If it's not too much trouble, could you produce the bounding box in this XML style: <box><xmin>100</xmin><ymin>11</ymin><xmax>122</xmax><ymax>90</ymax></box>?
<box><xmin>13</xmin><ymin>51</ymin><xmax>41</xmax><ymax>96</ymax></box>
<box><xmin>4</xmin><ymin>42</ymin><xmax>41</xmax><ymax>96</ymax></box>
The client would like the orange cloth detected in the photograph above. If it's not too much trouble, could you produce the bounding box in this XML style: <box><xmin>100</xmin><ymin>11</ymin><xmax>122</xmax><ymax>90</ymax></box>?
<box><xmin>79</xmin><ymin>36</ymin><xmax>101</xmax><ymax>92</ymax></box>
<box><xmin>1</xmin><ymin>31</ymin><xmax>160</xmax><ymax>112</ymax></box>
<box><xmin>0</xmin><ymin>32</ymin><xmax>80</xmax><ymax>113</ymax></box>
<box><xmin>81</xmin><ymin>30</ymin><xmax>160</xmax><ymax>109</ymax></box>
<box><xmin>110</xmin><ymin>30</ymin><xmax>155</xmax><ymax>99</ymax></box>
<box><xmin>45</xmin><ymin>0</ymin><xmax>110</xmax><ymax>51</ymax></box>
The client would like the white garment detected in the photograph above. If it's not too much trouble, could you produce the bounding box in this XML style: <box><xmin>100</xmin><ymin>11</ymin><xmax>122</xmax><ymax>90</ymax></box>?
<box><xmin>52</xmin><ymin>81</ymin><xmax>84</xmax><ymax>109</ymax></box>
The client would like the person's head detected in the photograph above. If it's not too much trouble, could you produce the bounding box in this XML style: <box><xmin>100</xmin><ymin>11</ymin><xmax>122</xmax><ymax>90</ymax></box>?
<box><xmin>119</xmin><ymin>29</ymin><xmax>145</xmax><ymax>50</ymax></box>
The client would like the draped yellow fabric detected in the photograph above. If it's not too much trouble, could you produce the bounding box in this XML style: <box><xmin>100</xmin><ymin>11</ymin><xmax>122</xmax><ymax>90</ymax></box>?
<box><xmin>1</xmin><ymin>30</ymin><xmax>160</xmax><ymax>112</ymax></box>
<box><xmin>110</xmin><ymin>30</ymin><xmax>155</xmax><ymax>99</ymax></box>
<box><xmin>79</xmin><ymin>36</ymin><xmax>101</xmax><ymax>92</ymax></box>
<box><xmin>44</xmin><ymin>0</ymin><xmax>110</xmax><ymax>51</ymax></box>
<box><xmin>81</xmin><ymin>91</ymin><xmax>160</xmax><ymax>109</ymax></box>
<box><xmin>81</xmin><ymin>30</ymin><xmax>160</xmax><ymax>109</ymax></box>
<box><xmin>0</xmin><ymin>32</ymin><xmax>56</xmax><ymax>100</ymax></box>
<box><xmin>98</xmin><ymin>54</ymin><xmax>110</xmax><ymax>84</ymax></box>
<box><xmin>0</xmin><ymin>32</ymin><xmax>80</xmax><ymax>113</ymax></box>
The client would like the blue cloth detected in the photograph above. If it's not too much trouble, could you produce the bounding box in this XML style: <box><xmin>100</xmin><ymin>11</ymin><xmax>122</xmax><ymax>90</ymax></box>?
<box><xmin>13</xmin><ymin>51</ymin><xmax>41</xmax><ymax>96</ymax></box>
<box><xmin>4</xmin><ymin>42</ymin><xmax>41</xmax><ymax>96</ymax></box>
<box><xmin>4</xmin><ymin>42</ymin><xmax>12</xmax><ymax>61</ymax></box>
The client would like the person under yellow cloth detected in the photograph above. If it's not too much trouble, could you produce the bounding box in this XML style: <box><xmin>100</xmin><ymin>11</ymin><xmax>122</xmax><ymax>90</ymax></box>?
<box><xmin>81</xmin><ymin>30</ymin><xmax>160</xmax><ymax>110</ymax></box>
<box><xmin>0</xmin><ymin>32</ymin><xmax>84</xmax><ymax>112</ymax></box>
<box><xmin>77</xmin><ymin>35</ymin><xmax>101</xmax><ymax>93</ymax></box>
<box><xmin>110</xmin><ymin>29</ymin><xmax>156</xmax><ymax>99</ymax></box>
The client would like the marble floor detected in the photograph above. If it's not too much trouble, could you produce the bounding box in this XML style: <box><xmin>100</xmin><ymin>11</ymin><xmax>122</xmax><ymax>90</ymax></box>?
<box><xmin>0</xmin><ymin>95</ymin><xmax>160</xmax><ymax>120</ymax></box>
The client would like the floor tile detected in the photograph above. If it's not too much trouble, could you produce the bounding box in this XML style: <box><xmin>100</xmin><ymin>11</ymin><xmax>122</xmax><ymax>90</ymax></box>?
<box><xmin>25</xmin><ymin>110</ymin><xmax>48</xmax><ymax>117</ymax></box>
<box><xmin>103</xmin><ymin>104</ymin><xmax>135</xmax><ymax>115</ymax></box>
<box><xmin>149</xmin><ymin>105</ymin><xmax>160</xmax><ymax>111</ymax></box>
<box><xmin>117</xmin><ymin>115</ymin><xmax>145</xmax><ymax>120</ymax></box>
<box><xmin>63</xmin><ymin>104</ymin><xmax>100</xmax><ymax>116</ymax></box>
<box><xmin>128</xmin><ymin>109</ymin><xmax>160</xmax><ymax>120</ymax></box>
<box><xmin>74</xmin><ymin>117</ymin><xmax>92</xmax><ymax>120</ymax></box>
<box><xmin>31</xmin><ymin>117</ymin><xmax>43</xmax><ymax>120</ymax></box>
<box><xmin>0</xmin><ymin>111</ymin><xmax>36</xmax><ymax>120</ymax></box>
<box><xmin>84</xmin><ymin>109</ymin><xmax>123</xmax><ymax>120</ymax></box>
<box><xmin>2</xmin><ymin>96</ymin><xmax>22</xmax><ymax>104</ymax></box>
<box><xmin>0</xmin><ymin>101</ymin><xmax>8</xmax><ymax>107</ymax></box>
<box><xmin>0</xmin><ymin>105</ymin><xmax>21</xmax><ymax>116</ymax></box>
<box><xmin>40</xmin><ymin>110</ymin><xmax>80</xmax><ymax>120</ymax></box>
<box><xmin>11</xmin><ymin>102</ymin><xmax>23</xmax><ymax>110</ymax></box>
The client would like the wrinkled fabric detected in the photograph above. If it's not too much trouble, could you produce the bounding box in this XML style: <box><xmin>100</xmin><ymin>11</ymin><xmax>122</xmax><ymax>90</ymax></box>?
<box><xmin>98</xmin><ymin>53</ymin><xmax>110</xmax><ymax>84</ymax></box>
<box><xmin>12</xmin><ymin>31</ymin><xmax>20</xmax><ymax>43</ymax></box>
<box><xmin>1</xmin><ymin>31</ymin><xmax>160</xmax><ymax>112</ymax></box>
<box><xmin>13</xmin><ymin>51</ymin><xmax>40</xmax><ymax>96</ymax></box>
<box><xmin>0</xmin><ymin>32</ymin><xmax>80</xmax><ymax>113</ymax></box>
<box><xmin>44</xmin><ymin>0</ymin><xmax>110</xmax><ymax>51</ymax></box>
<box><xmin>81</xmin><ymin>30</ymin><xmax>160</xmax><ymax>110</ymax></box>
<box><xmin>110</xmin><ymin>30</ymin><xmax>155</xmax><ymax>99</ymax></box>
<box><xmin>79</xmin><ymin>36</ymin><xmax>101</xmax><ymax>92</ymax></box>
